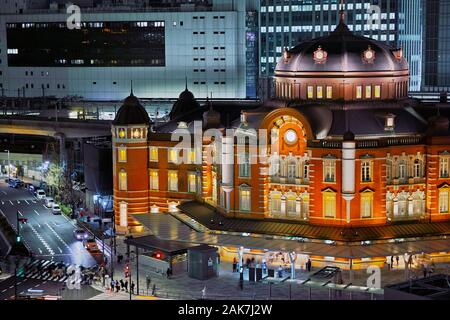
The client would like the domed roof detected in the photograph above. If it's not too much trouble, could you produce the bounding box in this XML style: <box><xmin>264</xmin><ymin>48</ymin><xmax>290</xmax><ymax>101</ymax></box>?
<box><xmin>276</xmin><ymin>19</ymin><xmax>408</xmax><ymax>74</ymax></box>
<box><xmin>113</xmin><ymin>91</ymin><xmax>150</xmax><ymax>126</ymax></box>
<box><xmin>169</xmin><ymin>86</ymin><xmax>200</xmax><ymax>120</ymax></box>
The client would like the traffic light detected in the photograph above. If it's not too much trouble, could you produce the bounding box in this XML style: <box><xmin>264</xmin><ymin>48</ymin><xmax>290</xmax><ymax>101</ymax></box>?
<box><xmin>18</xmin><ymin>218</ymin><xmax>28</xmax><ymax>224</ymax></box>
<box><xmin>124</xmin><ymin>263</ymin><xmax>129</xmax><ymax>278</ymax></box>
<box><xmin>16</xmin><ymin>235</ymin><xmax>22</xmax><ymax>243</ymax></box>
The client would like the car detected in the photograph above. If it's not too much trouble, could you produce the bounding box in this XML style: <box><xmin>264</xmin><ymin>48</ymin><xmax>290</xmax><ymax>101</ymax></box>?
<box><xmin>35</xmin><ymin>189</ymin><xmax>46</xmax><ymax>199</ymax></box>
<box><xmin>51</xmin><ymin>204</ymin><xmax>61</xmax><ymax>215</ymax></box>
<box><xmin>83</xmin><ymin>238</ymin><xmax>98</xmax><ymax>251</ymax></box>
<box><xmin>8</xmin><ymin>179</ymin><xmax>22</xmax><ymax>188</ymax></box>
<box><xmin>44</xmin><ymin>197</ymin><xmax>54</xmax><ymax>208</ymax></box>
<box><xmin>73</xmin><ymin>229</ymin><xmax>89</xmax><ymax>241</ymax></box>
<box><xmin>27</xmin><ymin>184</ymin><xmax>36</xmax><ymax>193</ymax></box>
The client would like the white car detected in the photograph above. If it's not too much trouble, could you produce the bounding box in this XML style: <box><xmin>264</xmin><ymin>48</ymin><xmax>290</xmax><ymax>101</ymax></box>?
<box><xmin>45</xmin><ymin>197</ymin><xmax>54</xmax><ymax>208</ymax></box>
<box><xmin>35</xmin><ymin>189</ymin><xmax>46</xmax><ymax>200</ymax></box>
<box><xmin>52</xmin><ymin>204</ymin><xmax>62</xmax><ymax>215</ymax></box>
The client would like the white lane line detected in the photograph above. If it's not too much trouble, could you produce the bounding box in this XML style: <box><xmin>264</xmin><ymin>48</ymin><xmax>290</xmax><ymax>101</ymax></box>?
<box><xmin>1</xmin><ymin>201</ymin><xmax>4</xmax><ymax>205</ymax></box>
<box><xmin>17</xmin><ymin>200</ymin><xmax>20</xmax><ymax>204</ymax></box>
<box><xmin>58</xmin><ymin>247</ymin><xmax>63</xmax><ymax>254</ymax></box>
<box><xmin>29</xmin><ymin>224</ymin><xmax>55</xmax><ymax>256</ymax></box>
<box><xmin>1</xmin><ymin>289</ymin><xmax>6</xmax><ymax>293</ymax></box>
<box><xmin>38</xmin><ymin>248</ymin><xmax>43</xmax><ymax>254</ymax></box>
<box><xmin>34</xmin><ymin>210</ymin><xmax>40</xmax><ymax>216</ymax></box>
<box><xmin>17</xmin><ymin>210</ymin><xmax>23</xmax><ymax>217</ymax></box>
<box><xmin>0</xmin><ymin>208</ymin><xmax>4</xmax><ymax>216</ymax></box>
<box><xmin>32</xmin><ymin>200</ymin><xmax>37</xmax><ymax>204</ymax></box>
<box><xmin>24</xmin><ymin>200</ymin><xmax>29</xmax><ymax>205</ymax></box>
<box><xmin>9</xmin><ymin>200</ymin><xmax>13</xmax><ymax>205</ymax></box>
<box><xmin>45</xmin><ymin>222</ymin><xmax>73</xmax><ymax>253</ymax></box>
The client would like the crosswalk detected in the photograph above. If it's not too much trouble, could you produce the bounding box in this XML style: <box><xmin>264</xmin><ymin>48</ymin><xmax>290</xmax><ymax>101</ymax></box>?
<box><xmin>16</xmin><ymin>259</ymin><xmax>74</xmax><ymax>283</ymax></box>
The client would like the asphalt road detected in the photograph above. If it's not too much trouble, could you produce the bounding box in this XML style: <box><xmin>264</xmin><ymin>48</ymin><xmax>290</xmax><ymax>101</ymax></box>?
<box><xmin>0</xmin><ymin>181</ymin><xmax>96</xmax><ymax>267</ymax></box>
<box><xmin>0</xmin><ymin>275</ymin><xmax>101</xmax><ymax>300</ymax></box>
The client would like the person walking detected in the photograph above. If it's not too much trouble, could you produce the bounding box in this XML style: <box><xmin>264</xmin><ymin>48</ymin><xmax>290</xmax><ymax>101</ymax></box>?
<box><xmin>119</xmin><ymin>279</ymin><xmax>124</xmax><ymax>291</ymax></box>
<box><xmin>146</xmin><ymin>275</ymin><xmax>151</xmax><ymax>294</ymax></box>
<box><xmin>395</xmin><ymin>256</ymin><xmax>400</xmax><ymax>266</ymax></box>
<box><xmin>110</xmin><ymin>279</ymin><xmax>115</xmax><ymax>292</ymax></box>
<box><xmin>130</xmin><ymin>281</ymin><xmax>135</xmax><ymax>295</ymax></box>
<box><xmin>115</xmin><ymin>281</ymin><xmax>120</xmax><ymax>293</ymax></box>
<box><xmin>124</xmin><ymin>280</ymin><xmax>129</xmax><ymax>292</ymax></box>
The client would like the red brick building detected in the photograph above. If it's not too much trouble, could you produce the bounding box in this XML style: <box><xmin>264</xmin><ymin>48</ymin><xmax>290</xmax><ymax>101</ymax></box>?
<box><xmin>112</xmin><ymin>13</ymin><xmax>450</xmax><ymax>239</ymax></box>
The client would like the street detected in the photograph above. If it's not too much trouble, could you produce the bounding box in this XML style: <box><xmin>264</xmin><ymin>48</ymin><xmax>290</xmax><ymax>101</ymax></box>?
<box><xmin>0</xmin><ymin>181</ymin><xmax>96</xmax><ymax>267</ymax></box>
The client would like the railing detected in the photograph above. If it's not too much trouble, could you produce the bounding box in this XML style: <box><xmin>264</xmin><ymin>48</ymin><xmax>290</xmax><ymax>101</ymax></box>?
<box><xmin>308</xmin><ymin>136</ymin><xmax>426</xmax><ymax>149</ymax></box>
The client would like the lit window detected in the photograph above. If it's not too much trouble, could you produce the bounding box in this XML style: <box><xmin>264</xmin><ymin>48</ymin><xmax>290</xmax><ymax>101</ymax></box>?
<box><xmin>118</xmin><ymin>147</ymin><xmax>127</xmax><ymax>163</ymax></box>
<box><xmin>439</xmin><ymin>188</ymin><xmax>449</xmax><ymax>213</ymax></box>
<box><xmin>356</xmin><ymin>86</ymin><xmax>362</xmax><ymax>99</ymax></box>
<box><xmin>440</xmin><ymin>157</ymin><xmax>449</xmax><ymax>178</ymax></box>
<box><xmin>168</xmin><ymin>171</ymin><xmax>178</xmax><ymax>191</ymax></box>
<box><xmin>365</xmin><ymin>85</ymin><xmax>372</xmax><ymax>98</ymax></box>
<box><xmin>361</xmin><ymin>160</ymin><xmax>372</xmax><ymax>182</ymax></box>
<box><xmin>326</xmin><ymin>86</ymin><xmax>333</xmax><ymax>99</ymax></box>
<box><xmin>270</xmin><ymin>192</ymin><xmax>282</xmax><ymax>213</ymax></box>
<box><xmin>307</xmin><ymin>86</ymin><xmax>314</xmax><ymax>99</ymax></box>
<box><xmin>286</xmin><ymin>194</ymin><xmax>297</xmax><ymax>215</ymax></box>
<box><xmin>188</xmin><ymin>173</ymin><xmax>197</xmax><ymax>193</ymax></box>
<box><xmin>385</xmin><ymin>114</ymin><xmax>396</xmax><ymax>131</ymax></box>
<box><xmin>240</xmin><ymin>189</ymin><xmax>251</xmax><ymax>211</ymax></box>
<box><xmin>188</xmin><ymin>149</ymin><xmax>196</xmax><ymax>164</ymax></box>
<box><xmin>323</xmin><ymin>160</ymin><xmax>336</xmax><ymax>182</ymax></box>
<box><xmin>150</xmin><ymin>147</ymin><xmax>158</xmax><ymax>162</ymax></box>
<box><xmin>316</xmin><ymin>86</ymin><xmax>323</xmax><ymax>99</ymax></box>
<box><xmin>374</xmin><ymin>85</ymin><xmax>381</xmax><ymax>98</ymax></box>
<box><xmin>323</xmin><ymin>190</ymin><xmax>336</xmax><ymax>218</ymax></box>
<box><xmin>414</xmin><ymin>160</ymin><xmax>422</xmax><ymax>178</ymax></box>
<box><xmin>149</xmin><ymin>170</ymin><xmax>159</xmax><ymax>190</ymax></box>
<box><xmin>119</xmin><ymin>170</ymin><xmax>127</xmax><ymax>191</ymax></box>
<box><xmin>361</xmin><ymin>191</ymin><xmax>373</xmax><ymax>218</ymax></box>
<box><xmin>168</xmin><ymin>148</ymin><xmax>178</xmax><ymax>163</ymax></box>
<box><xmin>118</xmin><ymin>128</ymin><xmax>126</xmax><ymax>139</ymax></box>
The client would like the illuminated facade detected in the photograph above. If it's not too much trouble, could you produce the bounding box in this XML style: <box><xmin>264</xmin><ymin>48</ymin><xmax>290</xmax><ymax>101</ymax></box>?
<box><xmin>112</xmin><ymin>8</ymin><xmax>450</xmax><ymax>237</ymax></box>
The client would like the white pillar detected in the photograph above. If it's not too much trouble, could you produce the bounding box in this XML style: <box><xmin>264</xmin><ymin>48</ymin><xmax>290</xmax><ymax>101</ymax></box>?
<box><xmin>222</xmin><ymin>136</ymin><xmax>234</xmax><ymax>186</ymax></box>
<box><xmin>342</xmin><ymin>137</ymin><xmax>356</xmax><ymax>223</ymax></box>
<box><xmin>238</xmin><ymin>246</ymin><xmax>244</xmax><ymax>270</ymax></box>
<box><xmin>289</xmin><ymin>252</ymin><xmax>297</xmax><ymax>279</ymax></box>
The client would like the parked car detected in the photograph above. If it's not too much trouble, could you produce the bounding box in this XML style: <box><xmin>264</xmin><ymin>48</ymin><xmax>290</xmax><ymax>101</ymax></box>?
<box><xmin>44</xmin><ymin>197</ymin><xmax>54</xmax><ymax>208</ymax></box>
<box><xmin>51</xmin><ymin>204</ymin><xmax>61</xmax><ymax>215</ymax></box>
<box><xmin>73</xmin><ymin>229</ymin><xmax>89</xmax><ymax>241</ymax></box>
<box><xmin>35</xmin><ymin>189</ymin><xmax>46</xmax><ymax>199</ymax></box>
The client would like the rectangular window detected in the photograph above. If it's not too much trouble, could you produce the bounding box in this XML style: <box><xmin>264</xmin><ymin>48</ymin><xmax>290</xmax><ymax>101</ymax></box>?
<box><xmin>316</xmin><ymin>86</ymin><xmax>323</xmax><ymax>99</ymax></box>
<box><xmin>439</xmin><ymin>189</ymin><xmax>449</xmax><ymax>213</ymax></box>
<box><xmin>149</xmin><ymin>147</ymin><xmax>158</xmax><ymax>162</ymax></box>
<box><xmin>168</xmin><ymin>171</ymin><xmax>178</xmax><ymax>192</ymax></box>
<box><xmin>374</xmin><ymin>85</ymin><xmax>381</xmax><ymax>98</ymax></box>
<box><xmin>188</xmin><ymin>173</ymin><xmax>196</xmax><ymax>193</ymax></box>
<box><xmin>440</xmin><ymin>157</ymin><xmax>449</xmax><ymax>178</ymax></box>
<box><xmin>118</xmin><ymin>147</ymin><xmax>127</xmax><ymax>163</ymax></box>
<box><xmin>188</xmin><ymin>149</ymin><xmax>196</xmax><ymax>164</ymax></box>
<box><xmin>361</xmin><ymin>160</ymin><xmax>372</xmax><ymax>182</ymax></box>
<box><xmin>168</xmin><ymin>148</ymin><xmax>178</xmax><ymax>163</ymax></box>
<box><xmin>239</xmin><ymin>153</ymin><xmax>250</xmax><ymax>177</ymax></box>
<box><xmin>286</xmin><ymin>196</ymin><xmax>297</xmax><ymax>214</ymax></box>
<box><xmin>240</xmin><ymin>190</ymin><xmax>251</xmax><ymax>211</ymax></box>
<box><xmin>365</xmin><ymin>85</ymin><xmax>372</xmax><ymax>98</ymax></box>
<box><xmin>361</xmin><ymin>192</ymin><xmax>373</xmax><ymax>218</ymax></box>
<box><xmin>323</xmin><ymin>192</ymin><xmax>336</xmax><ymax>218</ymax></box>
<box><xmin>326</xmin><ymin>86</ymin><xmax>333</xmax><ymax>99</ymax></box>
<box><xmin>324</xmin><ymin>160</ymin><xmax>336</xmax><ymax>182</ymax></box>
<box><xmin>119</xmin><ymin>171</ymin><xmax>127</xmax><ymax>191</ymax></box>
<box><xmin>149</xmin><ymin>170</ymin><xmax>159</xmax><ymax>190</ymax></box>
<box><xmin>356</xmin><ymin>86</ymin><xmax>362</xmax><ymax>99</ymax></box>
<box><xmin>307</xmin><ymin>86</ymin><xmax>314</xmax><ymax>99</ymax></box>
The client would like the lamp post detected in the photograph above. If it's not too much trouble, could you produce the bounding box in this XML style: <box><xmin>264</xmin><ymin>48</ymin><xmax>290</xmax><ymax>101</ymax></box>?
<box><xmin>4</xmin><ymin>150</ymin><xmax>10</xmax><ymax>181</ymax></box>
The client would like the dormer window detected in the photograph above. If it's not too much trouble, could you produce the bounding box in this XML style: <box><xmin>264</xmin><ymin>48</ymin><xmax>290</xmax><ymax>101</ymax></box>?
<box><xmin>132</xmin><ymin>128</ymin><xmax>141</xmax><ymax>139</ymax></box>
<box><xmin>118</xmin><ymin>128</ymin><xmax>126</xmax><ymax>139</ymax></box>
<box><xmin>177</xmin><ymin>121</ymin><xmax>188</xmax><ymax>129</ymax></box>
<box><xmin>385</xmin><ymin>113</ymin><xmax>396</xmax><ymax>131</ymax></box>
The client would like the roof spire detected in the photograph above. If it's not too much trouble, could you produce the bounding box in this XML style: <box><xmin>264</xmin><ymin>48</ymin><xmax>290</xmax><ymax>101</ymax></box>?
<box><xmin>339</xmin><ymin>0</ymin><xmax>346</xmax><ymax>23</ymax></box>
<box><xmin>130</xmin><ymin>80</ymin><xmax>134</xmax><ymax>96</ymax></box>
<box><xmin>185</xmin><ymin>76</ymin><xmax>188</xmax><ymax>90</ymax></box>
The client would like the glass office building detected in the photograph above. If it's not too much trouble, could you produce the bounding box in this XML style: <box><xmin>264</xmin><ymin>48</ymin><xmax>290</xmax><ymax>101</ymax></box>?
<box><xmin>423</xmin><ymin>0</ymin><xmax>450</xmax><ymax>93</ymax></box>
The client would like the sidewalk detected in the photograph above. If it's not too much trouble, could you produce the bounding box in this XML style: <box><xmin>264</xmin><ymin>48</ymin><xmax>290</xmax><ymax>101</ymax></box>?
<box><xmin>85</xmin><ymin>236</ymin><xmax>436</xmax><ymax>300</ymax></box>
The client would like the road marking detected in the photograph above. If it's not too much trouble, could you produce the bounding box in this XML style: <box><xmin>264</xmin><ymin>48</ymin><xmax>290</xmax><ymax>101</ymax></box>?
<box><xmin>34</xmin><ymin>210</ymin><xmax>40</xmax><ymax>216</ymax></box>
<box><xmin>29</xmin><ymin>224</ymin><xmax>55</xmax><ymax>256</ymax></box>
<box><xmin>45</xmin><ymin>222</ymin><xmax>72</xmax><ymax>253</ymax></box>
<box><xmin>32</xmin><ymin>200</ymin><xmax>37</xmax><ymax>204</ymax></box>
<box><xmin>1</xmin><ymin>191</ymin><xmax>6</xmax><ymax>195</ymax></box>
<box><xmin>1</xmin><ymin>289</ymin><xmax>6</xmax><ymax>293</ymax></box>
<box><xmin>17</xmin><ymin>210</ymin><xmax>23</xmax><ymax>217</ymax></box>
<box><xmin>0</xmin><ymin>209</ymin><xmax>4</xmax><ymax>216</ymax></box>
<box><xmin>9</xmin><ymin>200</ymin><xmax>13</xmax><ymax>205</ymax></box>
<box><xmin>17</xmin><ymin>200</ymin><xmax>20</xmax><ymax>204</ymax></box>
<box><xmin>24</xmin><ymin>200</ymin><xmax>29</xmax><ymax>205</ymax></box>
<box><xmin>58</xmin><ymin>247</ymin><xmax>63</xmax><ymax>254</ymax></box>
<box><xmin>1</xmin><ymin>201</ymin><xmax>4</xmax><ymax>205</ymax></box>
<box><xmin>38</xmin><ymin>248</ymin><xmax>43</xmax><ymax>254</ymax></box>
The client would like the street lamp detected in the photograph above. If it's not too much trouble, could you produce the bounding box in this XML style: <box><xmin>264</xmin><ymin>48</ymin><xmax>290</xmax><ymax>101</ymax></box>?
<box><xmin>4</xmin><ymin>150</ymin><xmax>10</xmax><ymax>181</ymax></box>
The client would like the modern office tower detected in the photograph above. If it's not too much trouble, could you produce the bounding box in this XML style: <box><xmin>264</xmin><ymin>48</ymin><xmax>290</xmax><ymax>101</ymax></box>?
<box><xmin>423</xmin><ymin>0</ymin><xmax>450</xmax><ymax>93</ymax></box>
<box><xmin>0</xmin><ymin>0</ymin><xmax>259</xmax><ymax>100</ymax></box>
<box><xmin>259</xmin><ymin>0</ymin><xmax>423</xmax><ymax>96</ymax></box>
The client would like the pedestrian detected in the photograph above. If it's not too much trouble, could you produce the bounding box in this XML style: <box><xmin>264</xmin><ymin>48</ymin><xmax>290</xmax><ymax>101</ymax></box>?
<box><xmin>115</xmin><ymin>281</ymin><xmax>120</xmax><ymax>293</ymax></box>
<box><xmin>396</xmin><ymin>256</ymin><xmax>400</xmax><ymax>266</ymax></box>
<box><xmin>277</xmin><ymin>265</ymin><xmax>283</xmax><ymax>278</ymax></box>
<box><xmin>130</xmin><ymin>281</ymin><xmax>135</xmax><ymax>295</ymax></box>
<box><xmin>146</xmin><ymin>275</ymin><xmax>151</xmax><ymax>292</ymax></box>
<box><xmin>152</xmin><ymin>283</ymin><xmax>156</xmax><ymax>296</ymax></box>
<box><xmin>422</xmin><ymin>264</ymin><xmax>427</xmax><ymax>278</ymax></box>
<box><xmin>166</xmin><ymin>267</ymin><xmax>171</xmax><ymax>278</ymax></box>
<box><xmin>110</xmin><ymin>279</ymin><xmax>115</xmax><ymax>292</ymax></box>
<box><xmin>119</xmin><ymin>279</ymin><xmax>124</xmax><ymax>291</ymax></box>
<box><xmin>124</xmin><ymin>280</ymin><xmax>129</xmax><ymax>292</ymax></box>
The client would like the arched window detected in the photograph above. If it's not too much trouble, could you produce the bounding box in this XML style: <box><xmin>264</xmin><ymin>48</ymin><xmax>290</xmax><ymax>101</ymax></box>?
<box><xmin>119</xmin><ymin>169</ymin><xmax>127</xmax><ymax>191</ymax></box>
<box><xmin>323</xmin><ymin>189</ymin><xmax>336</xmax><ymax>218</ymax></box>
<box><xmin>414</xmin><ymin>159</ymin><xmax>421</xmax><ymax>178</ymax></box>
<box><xmin>439</xmin><ymin>186</ymin><xmax>450</xmax><ymax>214</ymax></box>
<box><xmin>269</xmin><ymin>191</ymin><xmax>282</xmax><ymax>214</ymax></box>
<box><xmin>286</xmin><ymin>193</ymin><xmax>297</xmax><ymax>216</ymax></box>
<box><xmin>360</xmin><ymin>190</ymin><xmax>373</xmax><ymax>218</ymax></box>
